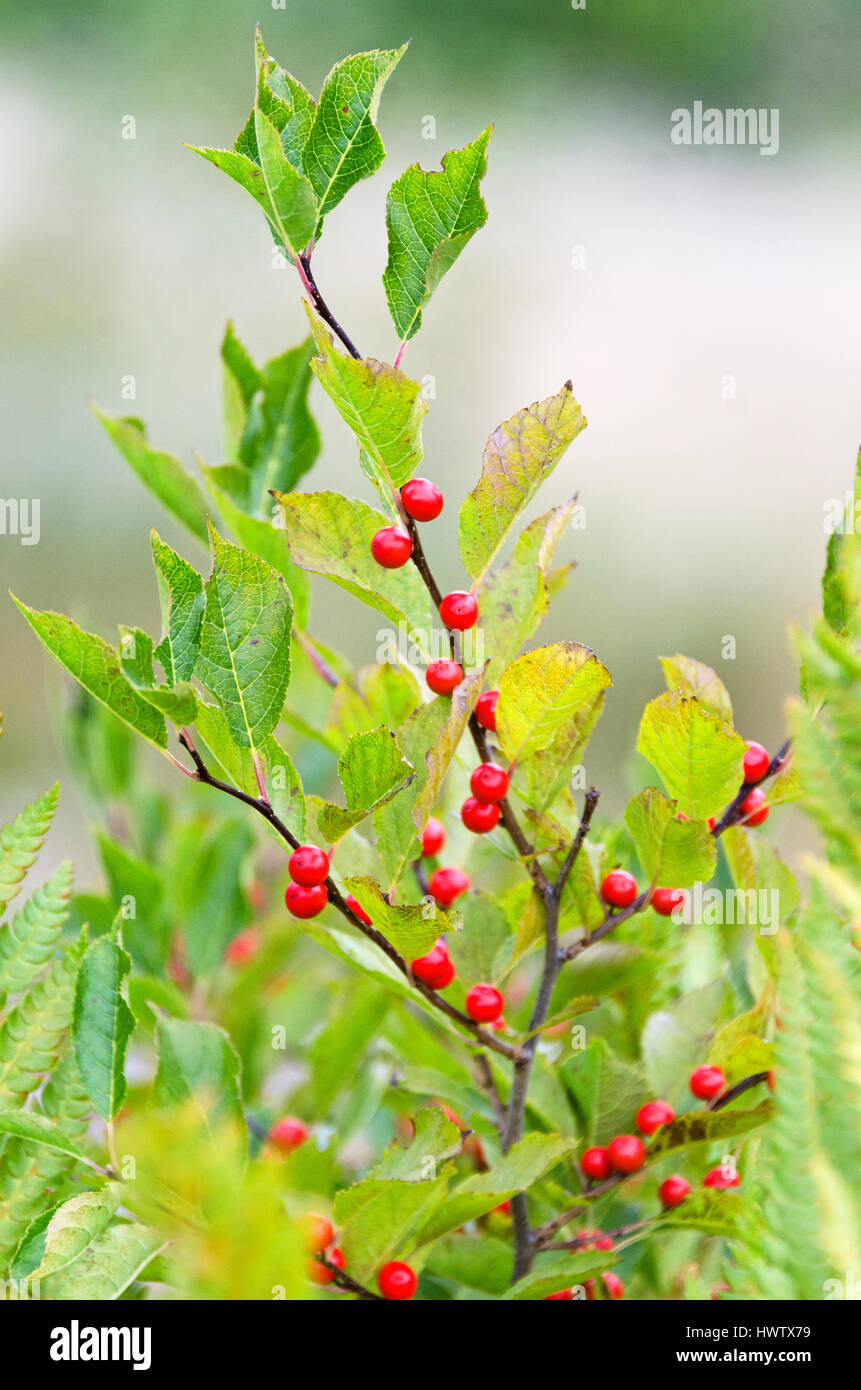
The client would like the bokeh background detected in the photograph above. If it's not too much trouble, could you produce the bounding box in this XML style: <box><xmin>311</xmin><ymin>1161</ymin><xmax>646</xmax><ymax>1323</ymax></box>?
<box><xmin>2</xmin><ymin>0</ymin><xmax>859</xmax><ymax>879</ymax></box>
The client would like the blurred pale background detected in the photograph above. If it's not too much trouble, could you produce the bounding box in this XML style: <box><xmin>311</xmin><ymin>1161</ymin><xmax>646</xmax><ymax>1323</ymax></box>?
<box><xmin>1</xmin><ymin>0</ymin><xmax>859</xmax><ymax>878</ymax></box>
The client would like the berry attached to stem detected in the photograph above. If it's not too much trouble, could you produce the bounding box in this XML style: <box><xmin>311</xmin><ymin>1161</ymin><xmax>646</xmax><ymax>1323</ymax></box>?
<box><xmin>580</xmin><ymin>1146</ymin><xmax>611</xmax><ymax>1181</ymax></box>
<box><xmin>659</xmin><ymin>1175</ymin><xmax>692</xmax><ymax>1208</ymax></box>
<box><xmin>429</xmin><ymin>866</ymin><xmax>470</xmax><ymax>907</ymax></box>
<box><xmin>469</xmin><ymin>762</ymin><xmax>509</xmax><ymax>803</ymax></box>
<box><xmin>344</xmin><ymin>893</ymin><xmax>372</xmax><ymax>925</ymax></box>
<box><xmin>607</xmin><ymin>1134</ymin><xmax>647</xmax><ymax>1174</ymax></box>
<box><xmin>440</xmin><ymin>590</ymin><xmax>479</xmax><ymax>630</ymax></box>
<box><xmin>636</xmin><ymin>1100</ymin><xmax>675</xmax><ymax>1135</ymax></box>
<box><xmin>378</xmin><ymin>1260</ymin><xmax>417</xmax><ymax>1300</ymax></box>
<box><xmin>690</xmin><ymin>1064</ymin><xmax>726</xmax><ymax>1100</ymax></box>
<box><xmin>420</xmin><ymin>816</ymin><xmax>447</xmax><ymax>857</ymax></box>
<box><xmin>743</xmin><ymin>740</ymin><xmax>770</xmax><ymax>783</ymax></box>
<box><xmin>703</xmin><ymin>1167</ymin><xmax>740</xmax><ymax>1189</ymax></box>
<box><xmin>288</xmin><ymin>844</ymin><xmax>330</xmax><ymax>887</ymax></box>
<box><xmin>401</xmin><ymin>477</ymin><xmax>443</xmax><ymax>521</ymax></box>
<box><xmin>411</xmin><ymin>939</ymin><xmax>455</xmax><ymax>989</ymax></box>
<box><xmin>426</xmin><ymin>659</ymin><xmax>464</xmax><ymax>695</ymax></box>
<box><xmin>475</xmin><ymin>689</ymin><xmax>499</xmax><ymax>731</ymax></box>
<box><xmin>285</xmin><ymin>881</ymin><xmax>328</xmax><ymax>918</ymax></box>
<box><xmin>600</xmin><ymin>869</ymin><xmax>638</xmax><ymax>908</ymax></box>
<box><xmin>268</xmin><ymin>1116</ymin><xmax>309</xmax><ymax>1153</ymax></box>
<box><xmin>650</xmin><ymin>887</ymin><xmax>685</xmax><ymax>917</ymax></box>
<box><xmin>461</xmin><ymin>796</ymin><xmax>501</xmax><ymax>833</ymax></box>
<box><xmin>308</xmin><ymin>1246</ymin><xmax>345</xmax><ymax>1285</ymax></box>
<box><xmin>465</xmin><ymin>983</ymin><xmax>504</xmax><ymax>1023</ymax></box>
<box><xmin>300</xmin><ymin>1213</ymin><xmax>334</xmax><ymax>1253</ymax></box>
<box><xmin>370</xmin><ymin>526</ymin><xmax>412</xmax><ymax>568</ymax></box>
<box><xmin>740</xmin><ymin>786</ymin><xmax>770</xmax><ymax>826</ymax></box>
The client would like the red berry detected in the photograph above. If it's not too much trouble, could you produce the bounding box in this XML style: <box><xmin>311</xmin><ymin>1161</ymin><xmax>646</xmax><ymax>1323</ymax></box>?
<box><xmin>440</xmin><ymin>590</ymin><xmax>479</xmax><ymax>630</ymax></box>
<box><xmin>651</xmin><ymin>887</ymin><xmax>685</xmax><ymax>917</ymax></box>
<box><xmin>475</xmin><ymin>689</ymin><xmax>499</xmax><ymax>732</ymax></box>
<box><xmin>401</xmin><ymin>477</ymin><xmax>443</xmax><ymax>522</ymax></box>
<box><xmin>378</xmin><ymin>1260</ymin><xmax>417</xmax><ymax>1300</ymax></box>
<box><xmin>370</xmin><ymin>526</ymin><xmax>412</xmax><ymax>568</ymax></box>
<box><xmin>308</xmin><ymin>1246</ymin><xmax>344</xmax><ymax>1285</ymax></box>
<box><xmin>703</xmin><ymin>1166</ymin><xmax>740</xmax><ymax>1189</ymax></box>
<box><xmin>544</xmin><ymin>1288</ymin><xmax>574</xmax><ymax>1300</ymax></box>
<box><xmin>224</xmin><ymin>927</ymin><xmax>259</xmax><ymax>966</ymax></box>
<box><xmin>600</xmin><ymin>869</ymin><xmax>638</xmax><ymax>909</ymax></box>
<box><xmin>461</xmin><ymin>796</ymin><xmax>501</xmax><ymax>834</ymax></box>
<box><xmin>636</xmin><ymin>1100</ymin><xmax>675</xmax><ymax>1135</ymax></box>
<box><xmin>495</xmin><ymin>1201</ymin><xmax>512</xmax><ymax>1217</ymax></box>
<box><xmin>585</xmin><ymin>1271</ymin><xmax>625</xmax><ymax>1301</ymax></box>
<box><xmin>285</xmin><ymin>881</ymin><xmax>328</xmax><ymax>918</ymax></box>
<box><xmin>469</xmin><ymin>762</ymin><xmax>509</xmax><ymax>803</ymax></box>
<box><xmin>580</xmin><ymin>1146</ymin><xmax>611</xmax><ymax>1181</ymax></box>
<box><xmin>465</xmin><ymin>983</ymin><xmax>504</xmax><ymax>1023</ymax></box>
<box><xmin>660</xmin><ymin>1175</ymin><xmax>692</xmax><ymax>1208</ymax></box>
<box><xmin>411</xmin><ymin>939</ymin><xmax>455</xmax><ymax>990</ymax></box>
<box><xmin>743</xmin><ymin>740</ymin><xmax>770</xmax><ymax>783</ymax></box>
<box><xmin>707</xmin><ymin>816</ymin><xmax>716</xmax><ymax>831</ymax></box>
<box><xmin>429</xmin><ymin>866</ymin><xmax>470</xmax><ymax>907</ymax></box>
<box><xmin>426</xmin><ymin>659</ymin><xmax>464</xmax><ymax>695</ymax></box>
<box><xmin>421</xmin><ymin>816</ymin><xmax>447</xmax><ymax>857</ymax></box>
<box><xmin>288</xmin><ymin>844</ymin><xmax>330</xmax><ymax>887</ymax></box>
<box><xmin>268</xmin><ymin>1116</ymin><xmax>309</xmax><ymax>1153</ymax></box>
<box><xmin>741</xmin><ymin>786</ymin><xmax>769</xmax><ymax>827</ymax></box>
<box><xmin>345</xmin><ymin>893</ymin><xmax>372</xmax><ymax>926</ymax></box>
<box><xmin>690</xmin><ymin>1064</ymin><xmax>726</xmax><ymax>1100</ymax></box>
<box><xmin>580</xmin><ymin>1228</ymin><xmax>614</xmax><ymax>1251</ymax></box>
<box><xmin>607</xmin><ymin>1134</ymin><xmax>647</xmax><ymax>1174</ymax></box>
<box><xmin>300</xmin><ymin>1213</ymin><xmax>334</xmax><ymax>1252</ymax></box>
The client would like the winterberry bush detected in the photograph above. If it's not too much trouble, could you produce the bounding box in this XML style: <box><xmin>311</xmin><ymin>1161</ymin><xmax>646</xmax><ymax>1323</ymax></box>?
<box><xmin>2</xmin><ymin>30</ymin><xmax>861</xmax><ymax>1302</ymax></box>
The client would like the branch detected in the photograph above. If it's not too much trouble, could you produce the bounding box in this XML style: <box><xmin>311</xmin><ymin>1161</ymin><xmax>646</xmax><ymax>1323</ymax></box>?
<box><xmin>475</xmin><ymin>1053</ymin><xmax>507</xmax><ymax>1135</ymax></box>
<box><xmin>555</xmin><ymin>787</ymin><xmax>600</xmax><ymax>896</ymax></box>
<box><xmin>712</xmin><ymin>740</ymin><xmax>792</xmax><ymax>836</ymax></box>
<box><xmin>174</xmin><ymin>732</ymin><xmax>516</xmax><ymax>1060</ymax></box>
<box><xmin>318</xmin><ymin>1253</ymin><xmax>385</xmax><ymax>1302</ymax></box>
<box><xmin>541</xmin><ymin>1216</ymin><xmax>655</xmax><ymax>1254</ymax></box>
<box><xmin>709</xmin><ymin>1071</ymin><xmax>770</xmax><ymax>1110</ymax></box>
<box><xmin>296</xmin><ymin>254</ymin><xmax>363</xmax><ymax>361</ymax></box>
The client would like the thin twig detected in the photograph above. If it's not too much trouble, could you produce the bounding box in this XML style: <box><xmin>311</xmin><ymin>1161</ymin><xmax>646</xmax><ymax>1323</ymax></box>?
<box><xmin>712</xmin><ymin>740</ymin><xmax>792</xmax><ymax>836</ymax></box>
<box><xmin>475</xmin><ymin>1053</ymin><xmax>507</xmax><ymax>1135</ymax></box>
<box><xmin>556</xmin><ymin>787</ymin><xmax>600</xmax><ymax>896</ymax></box>
<box><xmin>709</xmin><ymin>1071</ymin><xmax>770</xmax><ymax>1111</ymax></box>
<box><xmin>318</xmin><ymin>1253</ymin><xmax>385</xmax><ymax>1302</ymax></box>
<box><xmin>296</xmin><ymin>254</ymin><xmax>363</xmax><ymax>361</ymax></box>
<box><xmin>541</xmin><ymin>1216</ymin><xmax>655</xmax><ymax>1253</ymax></box>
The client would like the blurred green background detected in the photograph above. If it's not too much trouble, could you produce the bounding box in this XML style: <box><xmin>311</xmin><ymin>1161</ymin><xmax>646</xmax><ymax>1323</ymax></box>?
<box><xmin>2</xmin><ymin>0</ymin><xmax>859</xmax><ymax>877</ymax></box>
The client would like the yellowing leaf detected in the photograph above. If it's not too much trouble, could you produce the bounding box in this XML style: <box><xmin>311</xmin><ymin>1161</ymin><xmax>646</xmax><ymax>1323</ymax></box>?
<box><xmin>637</xmin><ymin>691</ymin><xmax>745</xmax><ymax>820</ymax></box>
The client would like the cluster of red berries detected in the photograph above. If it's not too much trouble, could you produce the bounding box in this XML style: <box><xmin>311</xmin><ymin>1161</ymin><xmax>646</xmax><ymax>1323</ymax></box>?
<box><xmin>303</xmin><ymin>1211</ymin><xmax>417</xmax><ymax>1299</ymax></box>
<box><xmin>419</xmin><ymin>815</ymin><xmax>472</xmax><ymax>909</ymax></box>
<box><xmin>461</xmin><ymin>760</ymin><xmax>509</xmax><ymax>834</ymax></box>
<box><xmin>284</xmin><ymin>844</ymin><xmax>330</xmax><ymax>919</ymax></box>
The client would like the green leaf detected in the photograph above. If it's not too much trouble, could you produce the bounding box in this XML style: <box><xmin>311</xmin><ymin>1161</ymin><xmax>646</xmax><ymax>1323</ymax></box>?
<box><xmin>307</xmin><ymin>313</ymin><xmax>427</xmax><ymax>498</ymax></box>
<box><xmin>154</xmin><ymin>1018</ymin><xmax>243</xmax><ymax>1134</ymax></box>
<box><xmin>73</xmin><ymin>933</ymin><xmax>134</xmax><ymax>1124</ymax></box>
<box><xmin>221</xmin><ymin>320</ymin><xmax>261</xmax><ymax>460</ymax></box>
<box><xmin>341</xmin><ymin>877</ymin><xmax>453</xmax><ymax>961</ymax></box>
<box><xmin>14</xmin><ymin>1187</ymin><xmax>120</xmax><ymax>1281</ymax></box>
<box><xmin>318</xmin><ymin>728</ymin><xmax>413</xmax><ymax>840</ymax></box>
<box><xmin>655</xmin><ymin>1187</ymin><xmax>754</xmax><ymax>1240</ymax></box>
<box><xmin>165</xmin><ymin>818</ymin><xmax>254</xmax><ymax>977</ymax></box>
<box><xmin>196</xmin><ymin>524</ymin><xmax>292</xmax><ymax>751</ymax></box>
<box><xmin>274</xmin><ymin>489</ymin><xmax>433</xmax><ymax>642</ymax></box>
<box><xmin>424</xmin><ymin>1233</ymin><xmax>512</xmax><ymax>1297</ymax></box>
<box><xmin>325</xmin><ymin>662</ymin><xmax>421</xmax><ymax>742</ymax></box>
<box><xmin>624</xmin><ymin>787</ymin><xmax>717</xmax><ymax>888</ymax></box>
<box><xmin>369</xmin><ymin>1107</ymin><xmax>465</xmax><ymax>1181</ymax></box>
<box><xmin>200</xmin><ymin>465</ymin><xmax>311</xmax><ymax>629</ymax></box>
<box><xmin>458</xmin><ymin>382</ymin><xmax>586</xmax><ymax>583</ymax></box>
<box><xmin>0</xmin><ymin>860</ymin><xmax>73</xmax><ymax>999</ymax></box>
<box><xmin>97</xmin><ymin>834</ymin><xmax>170</xmax><ymax>975</ymax></box>
<box><xmin>504</xmin><ymin>1249</ymin><xmax>619</xmax><ymax>1301</ymax></box>
<box><xmin>303</xmin><ymin>45</ymin><xmax>408</xmax><ymax>230</ymax></box>
<box><xmin>637</xmin><ymin>690</ymin><xmax>745</xmax><ymax>820</ymax></box>
<box><xmin>563</xmin><ymin>1040</ymin><xmax>646</xmax><ymax>1148</ymax></box>
<box><xmin>39</xmin><ymin>1222</ymin><xmax>166</xmax><ymax>1301</ymax></box>
<box><xmin>150</xmin><ymin>532</ymin><xmax>205</xmax><ymax>685</ymax></box>
<box><xmin>118</xmin><ymin>625</ymin><xmax>198</xmax><ymax>726</ymax></box>
<box><xmin>373</xmin><ymin>700</ymin><xmax>450</xmax><ymax>890</ymax></box>
<box><xmin>416</xmin><ymin>1133</ymin><xmax>577</xmax><ymax>1245</ymax></box>
<box><xmin>383</xmin><ymin>127</ymin><xmax>492</xmax><ymax>342</ymax></box>
<box><xmin>641</xmin><ymin>979</ymin><xmax>727</xmax><ymax>1109</ymax></box>
<box><xmin>0</xmin><ymin>931</ymin><xmax>87</xmax><ymax>1105</ymax></box>
<box><xmin>412</xmin><ymin>666</ymin><xmax>485</xmax><ymax>836</ymax></box>
<box><xmin>647</xmin><ymin>1101</ymin><xmax>774</xmax><ymax>1157</ymax></box>
<box><xmin>659</xmin><ymin>653</ymin><xmax>733</xmax><ymax>724</ymax></box>
<box><xmin>0</xmin><ymin>783</ymin><xmax>59</xmax><ymax>918</ymax></box>
<box><xmin>477</xmin><ymin>497</ymin><xmax>579</xmax><ymax>684</ymax></box>
<box><xmin>447</xmin><ymin>891</ymin><xmax>513</xmax><ymax>987</ymax></box>
<box><xmin>497</xmin><ymin>642</ymin><xmax>611</xmax><ymax>812</ymax></box>
<box><xmin>94</xmin><ymin>411</ymin><xmax>208</xmax><ymax>543</ymax></box>
<box><xmin>252</xmin><ymin>103</ymin><xmax>318</xmax><ymax>254</ymax></box>
<box><xmin>234</xmin><ymin>29</ymin><xmax>316</xmax><ymax>174</ymax></box>
<box><xmin>0</xmin><ymin>1109</ymin><xmax>89</xmax><ymax>1164</ymax></box>
<box><xmin>308</xmin><ymin>981</ymin><xmax>387</xmax><ymax>1114</ymax></box>
<box><xmin>236</xmin><ymin>339</ymin><xmax>321</xmax><ymax>504</ymax></box>
<box><xmin>12</xmin><ymin>600</ymin><xmax>169</xmax><ymax>751</ymax></box>
<box><xmin>334</xmin><ymin>1174</ymin><xmax>447</xmax><ymax>1285</ymax></box>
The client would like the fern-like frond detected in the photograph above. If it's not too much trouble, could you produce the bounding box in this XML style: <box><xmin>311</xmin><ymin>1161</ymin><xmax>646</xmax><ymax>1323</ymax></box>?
<box><xmin>0</xmin><ymin>1045</ymin><xmax>92</xmax><ymax>1273</ymax></box>
<box><xmin>0</xmin><ymin>929</ymin><xmax>86</xmax><ymax>1106</ymax></box>
<box><xmin>0</xmin><ymin>784</ymin><xmax>60</xmax><ymax>918</ymax></box>
<box><xmin>0</xmin><ymin>860</ymin><xmax>74</xmax><ymax>1000</ymax></box>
